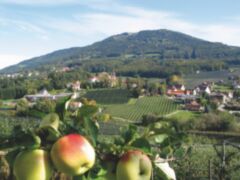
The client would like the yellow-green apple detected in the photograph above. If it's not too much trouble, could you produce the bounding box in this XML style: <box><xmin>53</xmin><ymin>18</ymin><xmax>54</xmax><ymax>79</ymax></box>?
<box><xmin>116</xmin><ymin>150</ymin><xmax>152</xmax><ymax>180</ymax></box>
<box><xmin>13</xmin><ymin>149</ymin><xmax>53</xmax><ymax>180</ymax></box>
<box><xmin>50</xmin><ymin>134</ymin><xmax>95</xmax><ymax>176</ymax></box>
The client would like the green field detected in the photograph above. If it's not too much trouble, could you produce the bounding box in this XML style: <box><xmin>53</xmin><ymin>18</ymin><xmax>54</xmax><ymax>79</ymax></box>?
<box><xmin>104</xmin><ymin>96</ymin><xmax>179</xmax><ymax>121</ymax></box>
<box><xmin>168</xmin><ymin>111</ymin><xmax>201</xmax><ymax>122</ymax></box>
<box><xmin>83</xmin><ymin>89</ymin><xmax>132</xmax><ymax>104</ymax></box>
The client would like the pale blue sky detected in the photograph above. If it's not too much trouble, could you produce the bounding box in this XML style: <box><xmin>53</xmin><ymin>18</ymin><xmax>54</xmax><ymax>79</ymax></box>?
<box><xmin>1</xmin><ymin>0</ymin><xmax>240</xmax><ymax>69</ymax></box>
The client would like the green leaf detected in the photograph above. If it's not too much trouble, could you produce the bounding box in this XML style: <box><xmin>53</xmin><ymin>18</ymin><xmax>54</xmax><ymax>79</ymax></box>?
<box><xmin>38</xmin><ymin>126</ymin><xmax>61</xmax><ymax>142</ymax></box>
<box><xmin>160</xmin><ymin>146</ymin><xmax>173</xmax><ymax>158</ymax></box>
<box><xmin>73</xmin><ymin>175</ymin><xmax>88</xmax><ymax>180</ymax></box>
<box><xmin>153</xmin><ymin>134</ymin><xmax>168</xmax><ymax>144</ymax></box>
<box><xmin>40</xmin><ymin>113</ymin><xmax>60</xmax><ymax>130</ymax></box>
<box><xmin>83</xmin><ymin>117</ymin><xmax>98</xmax><ymax>146</ymax></box>
<box><xmin>0</xmin><ymin>129</ymin><xmax>41</xmax><ymax>150</ymax></box>
<box><xmin>55</xmin><ymin>96</ymin><xmax>71</xmax><ymax>120</ymax></box>
<box><xmin>173</xmin><ymin>146</ymin><xmax>188</xmax><ymax>159</ymax></box>
<box><xmin>78</xmin><ymin>105</ymin><xmax>99</xmax><ymax>119</ymax></box>
<box><xmin>122</xmin><ymin>125</ymin><xmax>138</xmax><ymax>144</ymax></box>
<box><xmin>131</xmin><ymin>138</ymin><xmax>151</xmax><ymax>154</ymax></box>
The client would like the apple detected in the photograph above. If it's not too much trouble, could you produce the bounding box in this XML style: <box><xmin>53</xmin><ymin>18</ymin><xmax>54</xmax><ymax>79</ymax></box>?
<box><xmin>116</xmin><ymin>150</ymin><xmax>152</xmax><ymax>180</ymax></box>
<box><xmin>13</xmin><ymin>149</ymin><xmax>53</xmax><ymax>180</ymax></box>
<box><xmin>50</xmin><ymin>134</ymin><xmax>95</xmax><ymax>176</ymax></box>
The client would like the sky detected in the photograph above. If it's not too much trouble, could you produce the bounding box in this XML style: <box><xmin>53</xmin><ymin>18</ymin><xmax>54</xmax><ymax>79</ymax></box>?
<box><xmin>1</xmin><ymin>0</ymin><xmax>240</xmax><ymax>69</ymax></box>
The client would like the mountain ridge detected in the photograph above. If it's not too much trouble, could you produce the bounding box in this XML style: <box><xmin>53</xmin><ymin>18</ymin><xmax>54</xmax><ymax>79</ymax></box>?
<box><xmin>2</xmin><ymin>29</ymin><xmax>240</xmax><ymax>73</ymax></box>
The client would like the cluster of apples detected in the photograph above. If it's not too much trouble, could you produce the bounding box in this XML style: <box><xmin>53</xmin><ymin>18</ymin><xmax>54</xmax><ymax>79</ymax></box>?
<box><xmin>13</xmin><ymin>134</ymin><xmax>96</xmax><ymax>180</ymax></box>
<box><xmin>13</xmin><ymin>135</ymin><xmax>152</xmax><ymax>180</ymax></box>
<box><xmin>13</xmin><ymin>133</ymin><xmax>153</xmax><ymax>180</ymax></box>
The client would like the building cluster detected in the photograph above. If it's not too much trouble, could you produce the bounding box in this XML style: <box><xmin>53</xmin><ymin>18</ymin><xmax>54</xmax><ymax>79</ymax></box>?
<box><xmin>88</xmin><ymin>72</ymin><xmax>117</xmax><ymax>87</ymax></box>
<box><xmin>167</xmin><ymin>81</ymin><xmax>234</xmax><ymax>112</ymax></box>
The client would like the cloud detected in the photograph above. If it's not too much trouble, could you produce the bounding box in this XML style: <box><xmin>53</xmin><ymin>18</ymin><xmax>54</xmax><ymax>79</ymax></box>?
<box><xmin>0</xmin><ymin>18</ymin><xmax>48</xmax><ymax>40</ymax></box>
<box><xmin>38</xmin><ymin>4</ymin><xmax>240</xmax><ymax>46</ymax></box>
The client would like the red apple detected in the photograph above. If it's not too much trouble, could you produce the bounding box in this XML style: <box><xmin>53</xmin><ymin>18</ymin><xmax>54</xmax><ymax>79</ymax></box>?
<box><xmin>50</xmin><ymin>134</ymin><xmax>95</xmax><ymax>176</ymax></box>
<box><xmin>116</xmin><ymin>150</ymin><xmax>152</xmax><ymax>180</ymax></box>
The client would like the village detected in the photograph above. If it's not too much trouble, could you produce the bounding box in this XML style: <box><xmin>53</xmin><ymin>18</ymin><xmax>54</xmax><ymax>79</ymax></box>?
<box><xmin>1</xmin><ymin>67</ymin><xmax>237</xmax><ymax>118</ymax></box>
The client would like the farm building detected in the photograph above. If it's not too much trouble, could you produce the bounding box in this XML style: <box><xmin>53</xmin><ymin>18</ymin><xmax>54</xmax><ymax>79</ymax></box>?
<box><xmin>25</xmin><ymin>89</ymin><xmax>72</xmax><ymax>102</ymax></box>
<box><xmin>67</xmin><ymin>81</ymin><xmax>81</xmax><ymax>91</ymax></box>
<box><xmin>185</xmin><ymin>101</ymin><xmax>203</xmax><ymax>111</ymax></box>
<box><xmin>194</xmin><ymin>84</ymin><xmax>211</xmax><ymax>95</ymax></box>
<box><xmin>209</xmin><ymin>92</ymin><xmax>233</xmax><ymax>105</ymax></box>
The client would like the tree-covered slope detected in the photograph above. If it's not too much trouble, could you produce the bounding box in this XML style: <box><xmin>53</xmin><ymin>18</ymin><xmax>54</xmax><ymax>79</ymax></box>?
<box><xmin>2</xmin><ymin>29</ymin><xmax>240</xmax><ymax>73</ymax></box>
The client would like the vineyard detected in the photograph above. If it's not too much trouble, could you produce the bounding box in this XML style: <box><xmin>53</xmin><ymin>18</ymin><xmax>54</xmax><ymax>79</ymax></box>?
<box><xmin>83</xmin><ymin>89</ymin><xmax>132</xmax><ymax>104</ymax></box>
<box><xmin>174</xmin><ymin>141</ymin><xmax>240</xmax><ymax>179</ymax></box>
<box><xmin>0</xmin><ymin>116</ymin><xmax>40</xmax><ymax>137</ymax></box>
<box><xmin>104</xmin><ymin>96</ymin><xmax>179</xmax><ymax>121</ymax></box>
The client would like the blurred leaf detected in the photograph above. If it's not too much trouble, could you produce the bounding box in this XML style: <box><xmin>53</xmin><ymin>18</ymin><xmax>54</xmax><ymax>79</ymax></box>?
<box><xmin>173</xmin><ymin>146</ymin><xmax>188</xmax><ymax>159</ymax></box>
<box><xmin>0</xmin><ymin>129</ymin><xmax>41</xmax><ymax>150</ymax></box>
<box><xmin>83</xmin><ymin>117</ymin><xmax>98</xmax><ymax>146</ymax></box>
<box><xmin>131</xmin><ymin>138</ymin><xmax>151</xmax><ymax>154</ymax></box>
<box><xmin>73</xmin><ymin>175</ymin><xmax>88</xmax><ymax>180</ymax></box>
<box><xmin>155</xmin><ymin>160</ymin><xmax>176</xmax><ymax>180</ymax></box>
<box><xmin>121</xmin><ymin>125</ymin><xmax>138</xmax><ymax>144</ymax></box>
<box><xmin>78</xmin><ymin>105</ymin><xmax>99</xmax><ymax>120</ymax></box>
<box><xmin>152</xmin><ymin>134</ymin><xmax>168</xmax><ymax>144</ymax></box>
<box><xmin>38</xmin><ymin>126</ymin><xmax>61</xmax><ymax>142</ymax></box>
<box><xmin>40</xmin><ymin>113</ymin><xmax>60</xmax><ymax>130</ymax></box>
<box><xmin>55</xmin><ymin>96</ymin><xmax>71</xmax><ymax>120</ymax></box>
<box><xmin>160</xmin><ymin>146</ymin><xmax>173</xmax><ymax>158</ymax></box>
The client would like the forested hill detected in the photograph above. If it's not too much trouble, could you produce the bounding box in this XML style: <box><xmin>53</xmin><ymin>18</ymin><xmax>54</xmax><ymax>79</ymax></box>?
<box><xmin>2</xmin><ymin>29</ymin><xmax>240</xmax><ymax>73</ymax></box>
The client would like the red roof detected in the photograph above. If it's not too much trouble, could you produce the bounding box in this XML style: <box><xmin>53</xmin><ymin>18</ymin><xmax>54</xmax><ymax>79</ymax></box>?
<box><xmin>167</xmin><ymin>90</ymin><xmax>191</xmax><ymax>96</ymax></box>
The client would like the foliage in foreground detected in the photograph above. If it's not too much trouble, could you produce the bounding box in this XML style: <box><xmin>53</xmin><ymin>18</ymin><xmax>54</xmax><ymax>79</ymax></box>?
<box><xmin>0</xmin><ymin>97</ymin><xmax>188</xmax><ymax>180</ymax></box>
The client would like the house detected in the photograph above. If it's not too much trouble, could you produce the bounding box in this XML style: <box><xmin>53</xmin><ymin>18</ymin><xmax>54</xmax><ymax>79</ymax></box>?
<box><xmin>175</xmin><ymin>94</ymin><xmax>197</xmax><ymax>103</ymax></box>
<box><xmin>210</xmin><ymin>92</ymin><xmax>233</xmax><ymax>104</ymax></box>
<box><xmin>168</xmin><ymin>84</ymin><xmax>186</xmax><ymax>91</ymax></box>
<box><xmin>25</xmin><ymin>89</ymin><xmax>72</xmax><ymax>102</ymax></box>
<box><xmin>209</xmin><ymin>93</ymin><xmax>227</xmax><ymax>104</ymax></box>
<box><xmin>167</xmin><ymin>90</ymin><xmax>191</xmax><ymax>96</ymax></box>
<box><xmin>185</xmin><ymin>101</ymin><xmax>203</xmax><ymax>111</ymax></box>
<box><xmin>61</xmin><ymin>67</ymin><xmax>71</xmax><ymax>72</ymax></box>
<box><xmin>67</xmin><ymin>81</ymin><xmax>81</xmax><ymax>91</ymax></box>
<box><xmin>167</xmin><ymin>84</ymin><xmax>191</xmax><ymax>96</ymax></box>
<box><xmin>89</xmin><ymin>72</ymin><xmax>118</xmax><ymax>87</ymax></box>
<box><xmin>194</xmin><ymin>84</ymin><xmax>211</xmax><ymax>95</ymax></box>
